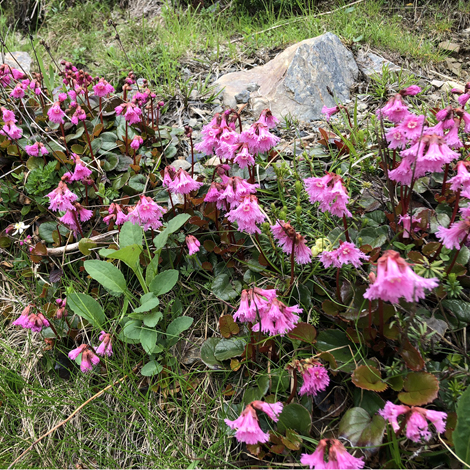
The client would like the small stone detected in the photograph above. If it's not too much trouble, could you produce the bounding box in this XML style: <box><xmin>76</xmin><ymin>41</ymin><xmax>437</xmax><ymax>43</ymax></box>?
<box><xmin>189</xmin><ymin>89</ymin><xmax>198</xmax><ymax>100</ymax></box>
<box><xmin>213</xmin><ymin>105</ymin><xmax>223</xmax><ymax>114</ymax></box>
<box><xmin>356</xmin><ymin>50</ymin><xmax>400</xmax><ymax>77</ymax></box>
<box><xmin>357</xmin><ymin>102</ymin><xmax>368</xmax><ymax>111</ymax></box>
<box><xmin>246</xmin><ymin>82</ymin><xmax>260</xmax><ymax>92</ymax></box>
<box><xmin>234</xmin><ymin>90</ymin><xmax>250</xmax><ymax>104</ymax></box>
<box><xmin>171</xmin><ymin>158</ymin><xmax>191</xmax><ymax>171</ymax></box>
<box><xmin>188</xmin><ymin>118</ymin><xmax>199</xmax><ymax>128</ymax></box>
<box><xmin>438</xmin><ymin>41</ymin><xmax>460</xmax><ymax>53</ymax></box>
<box><xmin>442</xmin><ymin>80</ymin><xmax>462</xmax><ymax>92</ymax></box>
<box><xmin>431</xmin><ymin>80</ymin><xmax>444</xmax><ymax>88</ymax></box>
<box><xmin>251</xmin><ymin>96</ymin><xmax>270</xmax><ymax>116</ymax></box>
<box><xmin>1</xmin><ymin>51</ymin><xmax>32</xmax><ymax>73</ymax></box>
<box><xmin>205</xmin><ymin>156</ymin><xmax>221</xmax><ymax>167</ymax></box>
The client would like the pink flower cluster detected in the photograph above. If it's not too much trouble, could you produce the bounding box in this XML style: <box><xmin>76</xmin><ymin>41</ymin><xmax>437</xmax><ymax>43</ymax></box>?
<box><xmin>271</xmin><ymin>220</ymin><xmax>312</xmax><ymax>264</ymax></box>
<box><xmin>301</xmin><ymin>439</ymin><xmax>364</xmax><ymax>470</ymax></box>
<box><xmin>103</xmin><ymin>203</ymin><xmax>128</xmax><ymax>227</ymax></box>
<box><xmin>364</xmin><ymin>250</ymin><xmax>438</xmax><ymax>304</ymax></box>
<box><xmin>379</xmin><ymin>401</ymin><xmax>446</xmax><ymax>443</ymax></box>
<box><xmin>25</xmin><ymin>142</ymin><xmax>48</xmax><ymax>157</ymax></box>
<box><xmin>127</xmin><ymin>195</ymin><xmax>166</xmax><ymax>231</ymax></box>
<box><xmin>163</xmin><ymin>166</ymin><xmax>203</xmax><ymax>195</ymax></box>
<box><xmin>1</xmin><ymin>107</ymin><xmax>23</xmax><ymax>140</ymax></box>
<box><xmin>186</xmin><ymin>235</ymin><xmax>200</xmax><ymax>255</ymax></box>
<box><xmin>436</xmin><ymin>207</ymin><xmax>470</xmax><ymax>250</ymax></box>
<box><xmin>304</xmin><ymin>172</ymin><xmax>351</xmax><ymax>218</ymax></box>
<box><xmin>96</xmin><ymin>331</ymin><xmax>113</xmax><ymax>356</ymax></box>
<box><xmin>115</xmin><ymin>102</ymin><xmax>142</xmax><ymax>124</ymax></box>
<box><xmin>297</xmin><ymin>362</ymin><xmax>330</xmax><ymax>397</ymax></box>
<box><xmin>225</xmin><ymin>400</ymin><xmax>283</xmax><ymax>444</ymax></box>
<box><xmin>319</xmin><ymin>241</ymin><xmax>369</xmax><ymax>268</ymax></box>
<box><xmin>68</xmin><ymin>344</ymin><xmax>100</xmax><ymax>373</ymax></box>
<box><xmin>0</xmin><ymin>64</ymin><xmax>25</xmax><ymax>87</ymax></box>
<box><xmin>12</xmin><ymin>305</ymin><xmax>50</xmax><ymax>333</ymax></box>
<box><xmin>234</xmin><ymin>288</ymin><xmax>302</xmax><ymax>336</ymax></box>
<box><xmin>62</xmin><ymin>155</ymin><xmax>92</xmax><ymax>183</ymax></box>
<box><xmin>195</xmin><ymin>109</ymin><xmax>279</xmax><ymax>162</ymax></box>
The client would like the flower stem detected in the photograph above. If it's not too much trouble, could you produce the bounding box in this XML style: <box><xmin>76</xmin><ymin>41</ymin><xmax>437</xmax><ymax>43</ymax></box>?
<box><xmin>378</xmin><ymin>299</ymin><xmax>384</xmax><ymax>338</ymax></box>
<box><xmin>82</xmin><ymin>123</ymin><xmax>95</xmax><ymax>161</ymax></box>
<box><xmin>342</xmin><ymin>215</ymin><xmax>351</xmax><ymax>242</ymax></box>
<box><xmin>446</xmin><ymin>233</ymin><xmax>468</xmax><ymax>275</ymax></box>
<box><xmin>188</xmin><ymin>132</ymin><xmax>195</xmax><ymax>177</ymax></box>
<box><xmin>99</xmin><ymin>97</ymin><xmax>103</xmax><ymax>125</ymax></box>
<box><xmin>125</xmin><ymin>121</ymin><xmax>129</xmax><ymax>158</ymax></box>
<box><xmin>286</xmin><ymin>372</ymin><xmax>298</xmax><ymax>404</ymax></box>
<box><xmin>450</xmin><ymin>190</ymin><xmax>461</xmax><ymax>225</ymax></box>
<box><xmin>336</xmin><ymin>267</ymin><xmax>342</xmax><ymax>304</ymax></box>
<box><xmin>59</xmin><ymin>123</ymin><xmax>69</xmax><ymax>155</ymax></box>
<box><xmin>290</xmin><ymin>241</ymin><xmax>295</xmax><ymax>287</ymax></box>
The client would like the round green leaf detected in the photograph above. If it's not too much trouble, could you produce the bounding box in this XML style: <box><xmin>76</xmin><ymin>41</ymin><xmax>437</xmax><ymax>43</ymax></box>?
<box><xmin>200</xmin><ymin>337</ymin><xmax>224</xmax><ymax>369</ymax></box>
<box><xmin>211</xmin><ymin>274</ymin><xmax>238</xmax><ymax>301</ymax></box>
<box><xmin>398</xmin><ymin>372</ymin><xmax>439</xmax><ymax>406</ymax></box>
<box><xmin>141</xmin><ymin>360</ymin><xmax>163</xmax><ymax>377</ymax></box>
<box><xmin>352</xmin><ymin>366</ymin><xmax>388</xmax><ymax>392</ymax></box>
<box><xmin>277</xmin><ymin>403</ymin><xmax>312</xmax><ymax>435</ymax></box>
<box><xmin>213</xmin><ymin>338</ymin><xmax>246</xmax><ymax>361</ymax></box>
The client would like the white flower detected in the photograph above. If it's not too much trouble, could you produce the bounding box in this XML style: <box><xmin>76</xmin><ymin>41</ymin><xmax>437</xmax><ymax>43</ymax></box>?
<box><xmin>12</xmin><ymin>222</ymin><xmax>30</xmax><ymax>235</ymax></box>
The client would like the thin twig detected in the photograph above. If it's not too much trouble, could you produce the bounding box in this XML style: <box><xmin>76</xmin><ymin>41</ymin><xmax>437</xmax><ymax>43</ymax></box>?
<box><xmin>46</xmin><ymin>230</ymin><xmax>119</xmax><ymax>257</ymax></box>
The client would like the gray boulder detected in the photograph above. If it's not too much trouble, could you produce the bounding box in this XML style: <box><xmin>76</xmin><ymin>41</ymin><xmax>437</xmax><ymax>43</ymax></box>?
<box><xmin>213</xmin><ymin>32</ymin><xmax>359</xmax><ymax>122</ymax></box>
<box><xmin>1</xmin><ymin>51</ymin><xmax>32</xmax><ymax>74</ymax></box>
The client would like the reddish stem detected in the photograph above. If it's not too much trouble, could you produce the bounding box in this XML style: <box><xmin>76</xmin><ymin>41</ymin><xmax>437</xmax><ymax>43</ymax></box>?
<box><xmin>446</xmin><ymin>232</ymin><xmax>469</xmax><ymax>275</ymax></box>
<box><xmin>450</xmin><ymin>190</ymin><xmax>461</xmax><ymax>225</ymax></box>
<box><xmin>99</xmin><ymin>97</ymin><xmax>103</xmax><ymax>125</ymax></box>
<box><xmin>290</xmin><ymin>241</ymin><xmax>295</xmax><ymax>287</ymax></box>
<box><xmin>82</xmin><ymin>123</ymin><xmax>96</xmax><ymax>162</ymax></box>
<box><xmin>441</xmin><ymin>164</ymin><xmax>450</xmax><ymax>196</ymax></box>
<box><xmin>59</xmin><ymin>123</ymin><xmax>70</xmax><ymax>155</ymax></box>
<box><xmin>342</xmin><ymin>215</ymin><xmax>351</xmax><ymax>242</ymax></box>
<box><xmin>286</xmin><ymin>372</ymin><xmax>298</xmax><ymax>405</ymax></box>
<box><xmin>336</xmin><ymin>267</ymin><xmax>342</xmax><ymax>304</ymax></box>
<box><xmin>378</xmin><ymin>299</ymin><xmax>384</xmax><ymax>338</ymax></box>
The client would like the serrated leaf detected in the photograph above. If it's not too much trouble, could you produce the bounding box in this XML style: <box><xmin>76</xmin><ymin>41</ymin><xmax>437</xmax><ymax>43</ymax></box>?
<box><xmin>67</xmin><ymin>293</ymin><xmax>106</xmax><ymax>329</ymax></box>
<box><xmin>398</xmin><ymin>372</ymin><xmax>439</xmax><ymax>406</ymax></box>
<box><xmin>149</xmin><ymin>269</ymin><xmax>179</xmax><ymax>296</ymax></box>
<box><xmin>352</xmin><ymin>366</ymin><xmax>388</xmax><ymax>392</ymax></box>
<box><xmin>84</xmin><ymin>260</ymin><xmax>127</xmax><ymax>296</ymax></box>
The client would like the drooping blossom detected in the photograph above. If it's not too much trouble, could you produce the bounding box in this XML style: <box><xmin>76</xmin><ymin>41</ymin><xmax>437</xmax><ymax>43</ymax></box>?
<box><xmin>301</xmin><ymin>439</ymin><xmax>364</xmax><ymax>470</ymax></box>
<box><xmin>233</xmin><ymin>288</ymin><xmax>277</xmax><ymax>323</ymax></box>
<box><xmin>25</xmin><ymin>142</ymin><xmax>48</xmax><ymax>157</ymax></box>
<box><xmin>379</xmin><ymin>401</ymin><xmax>447</xmax><ymax>443</ymax></box>
<box><xmin>10</xmin><ymin>83</ymin><xmax>26</xmax><ymax>99</ymax></box>
<box><xmin>2</xmin><ymin>122</ymin><xmax>23</xmax><ymax>140</ymax></box>
<box><xmin>402</xmin><ymin>85</ymin><xmax>421</xmax><ymax>96</ymax></box>
<box><xmin>218</xmin><ymin>176</ymin><xmax>259</xmax><ymax>209</ymax></box>
<box><xmin>270</xmin><ymin>220</ymin><xmax>312</xmax><ymax>264</ymax></box>
<box><xmin>130</xmin><ymin>135</ymin><xmax>143</xmax><ymax>151</ymax></box>
<box><xmin>319</xmin><ymin>241</ymin><xmax>369</xmax><ymax>268</ymax></box>
<box><xmin>12</xmin><ymin>305</ymin><xmax>33</xmax><ymax>329</ymax></box>
<box><xmin>186</xmin><ymin>235</ymin><xmax>200</xmax><ymax>255</ymax></box>
<box><xmin>396</xmin><ymin>114</ymin><xmax>426</xmax><ymax>140</ymax></box>
<box><xmin>46</xmin><ymin>182</ymin><xmax>78</xmax><ymax>212</ymax></box>
<box><xmin>364</xmin><ymin>250</ymin><xmax>438</xmax><ymax>304</ymax></box>
<box><xmin>55</xmin><ymin>298</ymin><xmax>67</xmax><ymax>319</ymax></box>
<box><xmin>448</xmin><ymin>161</ymin><xmax>470</xmax><ymax>193</ymax></box>
<box><xmin>93</xmin><ymin>79</ymin><xmax>115</xmax><ymax>97</ymax></box>
<box><xmin>115</xmin><ymin>102</ymin><xmax>142</xmax><ymax>124</ymax></box>
<box><xmin>436</xmin><ymin>212</ymin><xmax>470</xmax><ymax>250</ymax></box>
<box><xmin>385</xmin><ymin>127</ymin><xmax>408</xmax><ymax>149</ymax></box>
<box><xmin>127</xmin><ymin>195</ymin><xmax>166</xmax><ymax>231</ymax></box>
<box><xmin>321</xmin><ymin>105</ymin><xmax>339</xmax><ymax>121</ymax></box>
<box><xmin>12</xmin><ymin>305</ymin><xmax>50</xmax><ymax>333</ymax></box>
<box><xmin>398</xmin><ymin>214</ymin><xmax>422</xmax><ymax>239</ymax></box>
<box><xmin>47</xmin><ymin>102</ymin><xmax>66</xmax><ymax>124</ymax></box>
<box><xmin>2</xmin><ymin>108</ymin><xmax>16</xmax><ymax>123</ymax></box>
<box><xmin>68</xmin><ymin>344</ymin><xmax>100</xmax><ymax>373</ymax></box>
<box><xmin>304</xmin><ymin>172</ymin><xmax>352</xmax><ymax>218</ymax></box>
<box><xmin>166</xmin><ymin>168</ymin><xmax>203</xmax><ymax>195</ymax></box>
<box><xmin>240</xmin><ymin>122</ymin><xmax>280</xmax><ymax>154</ymax></box>
<box><xmin>96</xmin><ymin>331</ymin><xmax>113</xmax><ymax>356</ymax></box>
<box><xmin>225</xmin><ymin>400</ymin><xmax>283</xmax><ymax>445</ymax></box>
<box><xmin>59</xmin><ymin>205</ymin><xmax>93</xmax><ymax>233</ymax></box>
<box><xmin>258</xmin><ymin>109</ymin><xmax>279</xmax><ymax>128</ymax></box>
<box><xmin>69</xmin><ymin>156</ymin><xmax>92</xmax><ymax>182</ymax></box>
<box><xmin>379</xmin><ymin>94</ymin><xmax>410</xmax><ymax>123</ymax></box>
<box><xmin>103</xmin><ymin>203</ymin><xmax>128</xmax><ymax>227</ymax></box>
<box><xmin>71</xmin><ymin>105</ymin><xmax>87</xmax><ymax>125</ymax></box>
<box><xmin>226</xmin><ymin>195</ymin><xmax>265</xmax><ymax>234</ymax></box>
<box><xmin>443</xmin><ymin>120</ymin><xmax>463</xmax><ymax>149</ymax></box>
<box><xmin>234</xmin><ymin>144</ymin><xmax>255</xmax><ymax>168</ymax></box>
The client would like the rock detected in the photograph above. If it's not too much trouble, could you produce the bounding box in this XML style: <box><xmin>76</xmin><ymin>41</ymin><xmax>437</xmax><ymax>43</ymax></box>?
<box><xmin>356</xmin><ymin>50</ymin><xmax>400</xmax><ymax>77</ymax></box>
<box><xmin>188</xmin><ymin>118</ymin><xmax>199</xmax><ymax>128</ymax></box>
<box><xmin>442</xmin><ymin>80</ymin><xmax>463</xmax><ymax>92</ymax></box>
<box><xmin>213</xmin><ymin>105</ymin><xmax>223</xmax><ymax>114</ymax></box>
<box><xmin>235</xmin><ymin>90</ymin><xmax>250</xmax><ymax>104</ymax></box>
<box><xmin>189</xmin><ymin>89</ymin><xmax>198</xmax><ymax>100</ymax></box>
<box><xmin>171</xmin><ymin>157</ymin><xmax>191</xmax><ymax>171</ymax></box>
<box><xmin>431</xmin><ymin>79</ymin><xmax>444</xmax><ymax>88</ymax></box>
<box><xmin>246</xmin><ymin>82</ymin><xmax>260</xmax><ymax>92</ymax></box>
<box><xmin>213</xmin><ymin>32</ymin><xmax>359</xmax><ymax>122</ymax></box>
<box><xmin>438</xmin><ymin>41</ymin><xmax>460</xmax><ymax>53</ymax></box>
<box><xmin>250</xmin><ymin>96</ymin><xmax>270</xmax><ymax>116</ymax></box>
<box><xmin>205</xmin><ymin>156</ymin><xmax>221</xmax><ymax>166</ymax></box>
<box><xmin>1</xmin><ymin>51</ymin><xmax>32</xmax><ymax>73</ymax></box>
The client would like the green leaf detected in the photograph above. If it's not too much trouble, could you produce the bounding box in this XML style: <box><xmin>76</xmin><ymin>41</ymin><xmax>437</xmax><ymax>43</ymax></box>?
<box><xmin>357</xmin><ymin>227</ymin><xmax>388</xmax><ymax>248</ymax></box>
<box><xmin>78</xmin><ymin>238</ymin><xmax>97</xmax><ymax>256</ymax></box>
<box><xmin>277</xmin><ymin>404</ymin><xmax>312</xmax><ymax>435</ymax></box>
<box><xmin>243</xmin><ymin>387</ymin><xmax>263</xmax><ymax>405</ymax></box>
<box><xmin>213</xmin><ymin>338</ymin><xmax>246</xmax><ymax>361</ymax></box>
<box><xmin>145</xmin><ymin>254</ymin><xmax>160</xmax><ymax>286</ymax></box>
<box><xmin>141</xmin><ymin>360</ymin><xmax>163</xmax><ymax>377</ymax></box>
<box><xmin>149</xmin><ymin>269</ymin><xmax>179</xmax><ymax>296</ymax></box>
<box><xmin>287</xmin><ymin>322</ymin><xmax>317</xmax><ymax>344</ymax></box>
<box><xmin>106</xmin><ymin>244</ymin><xmax>142</xmax><ymax>270</ymax></box>
<box><xmin>454</xmin><ymin>385</ymin><xmax>470</xmax><ymax>466</ymax></box>
<box><xmin>200</xmin><ymin>338</ymin><xmax>224</xmax><ymax>369</ymax></box>
<box><xmin>134</xmin><ymin>297</ymin><xmax>160</xmax><ymax>313</ymax></box>
<box><xmin>38</xmin><ymin>221</ymin><xmax>69</xmax><ymax>243</ymax></box>
<box><xmin>67</xmin><ymin>293</ymin><xmax>106</xmax><ymax>329</ymax></box>
<box><xmin>119</xmin><ymin>221</ymin><xmax>143</xmax><ymax>247</ymax></box>
<box><xmin>166</xmin><ymin>316</ymin><xmax>194</xmax><ymax>346</ymax></box>
<box><xmin>339</xmin><ymin>407</ymin><xmax>386</xmax><ymax>451</ymax></box>
<box><xmin>352</xmin><ymin>365</ymin><xmax>388</xmax><ymax>392</ymax></box>
<box><xmin>123</xmin><ymin>320</ymin><xmax>142</xmax><ymax>340</ymax></box>
<box><xmin>398</xmin><ymin>372</ymin><xmax>439</xmax><ymax>406</ymax></box>
<box><xmin>84</xmin><ymin>260</ymin><xmax>127</xmax><ymax>296</ymax></box>
<box><xmin>152</xmin><ymin>213</ymin><xmax>191</xmax><ymax>251</ymax></box>
<box><xmin>101</xmin><ymin>153</ymin><xmax>118</xmax><ymax>171</ymax></box>
<box><xmin>143</xmin><ymin>310</ymin><xmax>163</xmax><ymax>327</ymax></box>
<box><xmin>442</xmin><ymin>300</ymin><xmax>470</xmax><ymax>324</ymax></box>
<box><xmin>211</xmin><ymin>274</ymin><xmax>238</xmax><ymax>301</ymax></box>
<box><xmin>140</xmin><ymin>327</ymin><xmax>158</xmax><ymax>354</ymax></box>
<box><xmin>316</xmin><ymin>330</ymin><xmax>356</xmax><ymax>372</ymax></box>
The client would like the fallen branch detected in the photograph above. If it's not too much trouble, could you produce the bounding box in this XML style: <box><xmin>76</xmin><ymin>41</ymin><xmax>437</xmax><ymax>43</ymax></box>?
<box><xmin>8</xmin><ymin>362</ymin><xmax>142</xmax><ymax>469</ymax></box>
<box><xmin>46</xmin><ymin>230</ymin><xmax>119</xmax><ymax>257</ymax></box>
<box><xmin>230</xmin><ymin>0</ymin><xmax>366</xmax><ymax>44</ymax></box>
